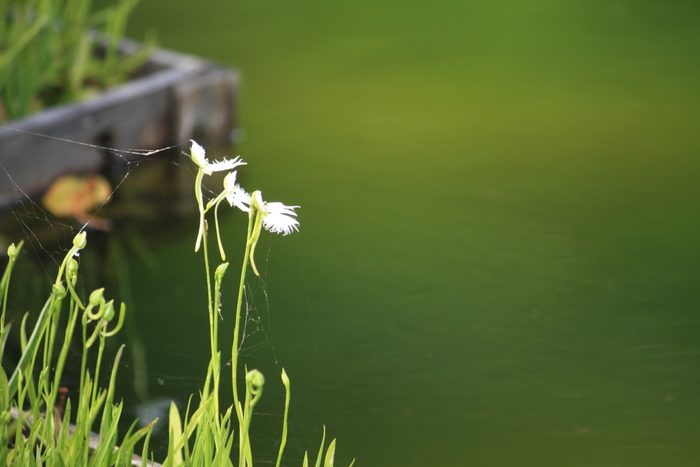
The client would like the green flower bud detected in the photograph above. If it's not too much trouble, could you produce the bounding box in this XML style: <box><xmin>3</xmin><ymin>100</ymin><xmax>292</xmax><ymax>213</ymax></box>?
<box><xmin>246</xmin><ymin>369</ymin><xmax>265</xmax><ymax>389</ymax></box>
<box><xmin>67</xmin><ymin>258</ymin><xmax>79</xmax><ymax>279</ymax></box>
<box><xmin>7</xmin><ymin>243</ymin><xmax>17</xmax><ymax>259</ymax></box>
<box><xmin>103</xmin><ymin>300</ymin><xmax>115</xmax><ymax>321</ymax></box>
<box><xmin>53</xmin><ymin>282</ymin><xmax>66</xmax><ymax>298</ymax></box>
<box><xmin>215</xmin><ymin>262</ymin><xmax>229</xmax><ymax>282</ymax></box>
<box><xmin>89</xmin><ymin>288</ymin><xmax>105</xmax><ymax>307</ymax></box>
<box><xmin>73</xmin><ymin>231</ymin><xmax>87</xmax><ymax>249</ymax></box>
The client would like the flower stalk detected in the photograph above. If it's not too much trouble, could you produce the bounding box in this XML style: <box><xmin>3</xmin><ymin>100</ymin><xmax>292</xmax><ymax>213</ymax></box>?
<box><xmin>189</xmin><ymin>140</ymin><xmax>301</xmax><ymax>462</ymax></box>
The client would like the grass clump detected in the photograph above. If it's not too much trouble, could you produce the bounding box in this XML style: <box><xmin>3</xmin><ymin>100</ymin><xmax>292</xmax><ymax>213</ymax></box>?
<box><xmin>0</xmin><ymin>234</ymin><xmax>155</xmax><ymax>465</ymax></box>
<box><xmin>0</xmin><ymin>0</ymin><xmax>154</xmax><ymax>122</ymax></box>
<box><xmin>0</xmin><ymin>141</ymin><xmax>353</xmax><ymax>466</ymax></box>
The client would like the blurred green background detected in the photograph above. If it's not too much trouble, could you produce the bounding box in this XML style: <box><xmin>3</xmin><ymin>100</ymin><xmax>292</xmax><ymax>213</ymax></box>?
<box><xmin>119</xmin><ymin>1</ymin><xmax>700</xmax><ymax>466</ymax></box>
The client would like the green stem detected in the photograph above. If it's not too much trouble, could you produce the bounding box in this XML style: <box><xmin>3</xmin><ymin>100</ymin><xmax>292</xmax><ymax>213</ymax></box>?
<box><xmin>232</xmin><ymin>208</ymin><xmax>255</xmax><ymax>429</ymax></box>
<box><xmin>194</xmin><ymin>169</ymin><xmax>206</xmax><ymax>252</ymax></box>
<box><xmin>0</xmin><ymin>241</ymin><xmax>23</xmax><ymax>339</ymax></box>
<box><xmin>92</xmin><ymin>334</ymin><xmax>106</xmax><ymax>405</ymax></box>
<box><xmin>275</xmin><ymin>369</ymin><xmax>291</xmax><ymax>467</ymax></box>
<box><xmin>46</xmin><ymin>296</ymin><xmax>80</xmax><ymax>429</ymax></box>
<box><xmin>239</xmin><ymin>370</ymin><xmax>264</xmax><ymax>467</ymax></box>
<box><xmin>214</xmin><ymin>198</ymin><xmax>226</xmax><ymax>261</ymax></box>
<box><xmin>7</xmin><ymin>238</ymin><xmax>80</xmax><ymax>399</ymax></box>
<box><xmin>201</xmin><ymin>219</ymin><xmax>220</xmax><ymax>417</ymax></box>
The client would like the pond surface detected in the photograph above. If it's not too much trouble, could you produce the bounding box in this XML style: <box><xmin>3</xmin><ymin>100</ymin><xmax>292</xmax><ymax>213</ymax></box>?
<box><xmin>116</xmin><ymin>1</ymin><xmax>700</xmax><ymax>466</ymax></box>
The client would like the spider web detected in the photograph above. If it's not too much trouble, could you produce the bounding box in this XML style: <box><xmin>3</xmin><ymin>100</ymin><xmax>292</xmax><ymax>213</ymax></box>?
<box><xmin>0</xmin><ymin>128</ymin><xmax>181</xmax><ymax>272</ymax></box>
<box><xmin>0</xmin><ymin>128</ymin><xmax>331</xmax><ymax>465</ymax></box>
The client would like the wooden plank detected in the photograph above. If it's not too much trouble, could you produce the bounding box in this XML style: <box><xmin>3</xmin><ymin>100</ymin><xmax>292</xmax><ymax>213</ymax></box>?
<box><xmin>0</xmin><ymin>43</ymin><xmax>238</xmax><ymax>209</ymax></box>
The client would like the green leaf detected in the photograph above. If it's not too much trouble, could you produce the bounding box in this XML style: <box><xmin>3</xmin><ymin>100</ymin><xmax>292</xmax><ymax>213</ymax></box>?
<box><xmin>168</xmin><ymin>401</ymin><xmax>184</xmax><ymax>466</ymax></box>
<box><xmin>314</xmin><ymin>426</ymin><xmax>327</xmax><ymax>467</ymax></box>
<box><xmin>116</xmin><ymin>418</ymin><xmax>158</xmax><ymax>466</ymax></box>
<box><xmin>323</xmin><ymin>439</ymin><xmax>337</xmax><ymax>467</ymax></box>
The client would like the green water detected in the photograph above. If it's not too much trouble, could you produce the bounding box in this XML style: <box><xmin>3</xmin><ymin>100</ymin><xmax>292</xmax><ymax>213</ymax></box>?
<box><xmin>121</xmin><ymin>2</ymin><xmax>700</xmax><ymax>466</ymax></box>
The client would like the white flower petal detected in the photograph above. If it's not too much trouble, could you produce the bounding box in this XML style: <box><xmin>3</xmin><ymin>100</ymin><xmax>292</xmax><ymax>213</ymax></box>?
<box><xmin>262</xmin><ymin>203</ymin><xmax>299</xmax><ymax>235</ymax></box>
<box><xmin>252</xmin><ymin>191</ymin><xmax>264</xmax><ymax>210</ymax></box>
<box><xmin>223</xmin><ymin>171</ymin><xmax>237</xmax><ymax>189</ymax></box>
<box><xmin>208</xmin><ymin>157</ymin><xmax>245</xmax><ymax>173</ymax></box>
<box><xmin>266</xmin><ymin>202</ymin><xmax>299</xmax><ymax>217</ymax></box>
<box><xmin>190</xmin><ymin>140</ymin><xmax>246</xmax><ymax>174</ymax></box>
<box><xmin>263</xmin><ymin>212</ymin><xmax>300</xmax><ymax>235</ymax></box>
<box><xmin>227</xmin><ymin>185</ymin><xmax>251</xmax><ymax>212</ymax></box>
<box><xmin>223</xmin><ymin>173</ymin><xmax>251</xmax><ymax>211</ymax></box>
<box><xmin>190</xmin><ymin>140</ymin><xmax>208</xmax><ymax>169</ymax></box>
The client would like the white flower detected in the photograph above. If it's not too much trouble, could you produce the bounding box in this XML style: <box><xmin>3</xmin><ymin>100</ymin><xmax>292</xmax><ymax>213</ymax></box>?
<box><xmin>252</xmin><ymin>191</ymin><xmax>300</xmax><ymax>235</ymax></box>
<box><xmin>223</xmin><ymin>184</ymin><xmax>300</xmax><ymax>235</ymax></box>
<box><xmin>223</xmin><ymin>172</ymin><xmax>252</xmax><ymax>212</ymax></box>
<box><xmin>244</xmin><ymin>190</ymin><xmax>300</xmax><ymax>275</ymax></box>
<box><xmin>190</xmin><ymin>140</ymin><xmax>245</xmax><ymax>175</ymax></box>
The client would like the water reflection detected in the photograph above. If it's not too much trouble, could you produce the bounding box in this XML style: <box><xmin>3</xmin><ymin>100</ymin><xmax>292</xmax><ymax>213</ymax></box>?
<box><xmin>115</xmin><ymin>1</ymin><xmax>700</xmax><ymax>466</ymax></box>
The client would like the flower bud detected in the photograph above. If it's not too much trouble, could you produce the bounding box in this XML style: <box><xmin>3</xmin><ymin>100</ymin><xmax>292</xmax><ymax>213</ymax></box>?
<box><xmin>103</xmin><ymin>300</ymin><xmax>115</xmax><ymax>321</ymax></box>
<box><xmin>73</xmin><ymin>231</ymin><xmax>87</xmax><ymax>249</ymax></box>
<box><xmin>89</xmin><ymin>288</ymin><xmax>105</xmax><ymax>307</ymax></box>
<box><xmin>66</xmin><ymin>258</ymin><xmax>79</xmax><ymax>280</ymax></box>
<box><xmin>246</xmin><ymin>369</ymin><xmax>265</xmax><ymax>389</ymax></box>
<box><xmin>215</xmin><ymin>262</ymin><xmax>229</xmax><ymax>282</ymax></box>
<box><xmin>53</xmin><ymin>282</ymin><xmax>66</xmax><ymax>298</ymax></box>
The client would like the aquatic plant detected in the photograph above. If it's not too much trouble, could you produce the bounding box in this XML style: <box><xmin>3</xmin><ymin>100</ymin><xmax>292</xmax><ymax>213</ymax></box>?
<box><xmin>179</xmin><ymin>140</ymin><xmax>319</xmax><ymax>467</ymax></box>
<box><xmin>0</xmin><ymin>0</ymin><xmax>154</xmax><ymax>122</ymax></box>
<box><xmin>0</xmin><ymin>234</ymin><xmax>153</xmax><ymax>465</ymax></box>
<box><xmin>0</xmin><ymin>141</ymin><xmax>351</xmax><ymax>466</ymax></box>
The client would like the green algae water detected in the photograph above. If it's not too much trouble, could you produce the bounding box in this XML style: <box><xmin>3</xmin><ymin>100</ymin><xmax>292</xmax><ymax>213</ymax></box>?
<box><xmin>119</xmin><ymin>2</ymin><xmax>700</xmax><ymax>466</ymax></box>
